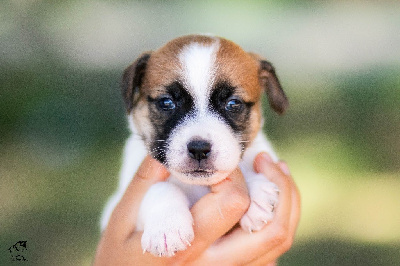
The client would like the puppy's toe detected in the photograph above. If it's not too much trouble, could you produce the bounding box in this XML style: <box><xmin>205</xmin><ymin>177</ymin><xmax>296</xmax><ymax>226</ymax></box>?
<box><xmin>141</xmin><ymin>211</ymin><xmax>194</xmax><ymax>257</ymax></box>
<box><xmin>240</xmin><ymin>174</ymin><xmax>279</xmax><ymax>232</ymax></box>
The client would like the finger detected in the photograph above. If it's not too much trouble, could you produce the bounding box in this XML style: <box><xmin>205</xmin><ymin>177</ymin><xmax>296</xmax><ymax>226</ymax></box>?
<box><xmin>278</xmin><ymin>161</ymin><xmax>301</xmax><ymax>235</ymax></box>
<box><xmin>97</xmin><ymin>233</ymin><xmax>169</xmax><ymax>265</ymax></box>
<box><xmin>203</xmin><ymin>153</ymin><xmax>294</xmax><ymax>264</ymax></box>
<box><xmin>174</xmin><ymin>168</ymin><xmax>250</xmax><ymax>263</ymax></box>
<box><xmin>252</xmin><ymin>153</ymin><xmax>293</xmax><ymax>243</ymax></box>
<box><xmin>278</xmin><ymin>161</ymin><xmax>291</xmax><ymax>176</ymax></box>
<box><xmin>248</xmin><ymin>166</ymin><xmax>301</xmax><ymax>265</ymax></box>
<box><xmin>277</xmin><ymin>161</ymin><xmax>301</xmax><ymax>243</ymax></box>
<box><xmin>115</xmin><ymin>167</ymin><xmax>249</xmax><ymax>265</ymax></box>
<box><xmin>95</xmin><ymin>156</ymin><xmax>170</xmax><ymax>265</ymax></box>
<box><xmin>106</xmin><ymin>155</ymin><xmax>170</xmax><ymax>237</ymax></box>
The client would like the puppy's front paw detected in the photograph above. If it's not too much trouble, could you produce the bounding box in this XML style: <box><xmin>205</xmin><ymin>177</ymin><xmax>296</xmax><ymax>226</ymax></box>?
<box><xmin>240</xmin><ymin>173</ymin><xmax>279</xmax><ymax>232</ymax></box>
<box><xmin>141</xmin><ymin>209</ymin><xmax>194</xmax><ymax>257</ymax></box>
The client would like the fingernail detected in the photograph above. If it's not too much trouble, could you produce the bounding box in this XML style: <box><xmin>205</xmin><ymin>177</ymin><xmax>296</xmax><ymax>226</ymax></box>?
<box><xmin>261</xmin><ymin>152</ymin><xmax>273</xmax><ymax>163</ymax></box>
<box><xmin>254</xmin><ymin>152</ymin><xmax>274</xmax><ymax>173</ymax></box>
<box><xmin>279</xmin><ymin>162</ymin><xmax>291</xmax><ymax>175</ymax></box>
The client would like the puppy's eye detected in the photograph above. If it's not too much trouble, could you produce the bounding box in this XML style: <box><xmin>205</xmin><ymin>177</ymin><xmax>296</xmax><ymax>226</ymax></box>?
<box><xmin>157</xmin><ymin>97</ymin><xmax>176</xmax><ymax>111</ymax></box>
<box><xmin>225</xmin><ymin>98</ymin><xmax>243</xmax><ymax>112</ymax></box>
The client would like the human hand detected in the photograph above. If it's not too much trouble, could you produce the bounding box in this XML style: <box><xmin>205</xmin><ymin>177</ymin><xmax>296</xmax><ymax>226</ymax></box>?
<box><xmin>94</xmin><ymin>152</ymin><xmax>300</xmax><ymax>265</ymax></box>
<box><xmin>197</xmin><ymin>152</ymin><xmax>301</xmax><ymax>265</ymax></box>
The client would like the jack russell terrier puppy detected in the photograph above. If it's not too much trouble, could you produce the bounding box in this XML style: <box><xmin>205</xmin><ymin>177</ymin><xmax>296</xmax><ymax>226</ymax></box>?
<box><xmin>101</xmin><ymin>35</ymin><xmax>289</xmax><ymax>257</ymax></box>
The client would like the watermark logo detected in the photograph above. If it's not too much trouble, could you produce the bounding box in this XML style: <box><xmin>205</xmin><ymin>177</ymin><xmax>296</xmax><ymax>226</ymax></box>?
<box><xmin>7</xmin><ymin>241</ymin><xmax>28</xmax><ymax>261</ymax></box>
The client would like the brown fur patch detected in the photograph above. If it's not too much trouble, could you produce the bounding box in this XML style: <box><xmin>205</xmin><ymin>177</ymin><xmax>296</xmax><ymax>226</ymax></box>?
<box><xmin>215</xmin><ymin>38</ymin><xmax>262</xmax><ymax>102</ymax></box>
<box><xmin>134</xmin><ymin>35</ymin><xmax>267</xmax><ymax>143</ymax></box>
<box><xmin>133</xmin><ymin>35</ymin><xmax>219</xmax><ymax>143</ymax></box>
<box><xmin>141</xmin><ymin>35</ymin><xmax>216</xmax><ymax>98</ymax></box>
<box><xmin>215</xmin><ymin>37</ymin><xmax>264</xmax><ymax>142</ymax></box>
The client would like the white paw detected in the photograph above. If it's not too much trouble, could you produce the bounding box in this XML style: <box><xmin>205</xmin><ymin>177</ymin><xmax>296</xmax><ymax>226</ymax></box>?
<box><xmin>240</xmin><ymin>173</ymin><xmax>279</xmax><ymax>232</ymax></box>
<box><xmin>141</xmin><ymin>209</ymin><xmax>194</xmax><ymax>257</ymax></box>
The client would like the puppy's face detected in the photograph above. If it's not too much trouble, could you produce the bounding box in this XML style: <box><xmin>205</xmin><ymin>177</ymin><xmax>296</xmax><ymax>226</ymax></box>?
<box><xmin>122</xmin><ymin>35</ymin><xmax>288</xmax><ymax>185</ymax></box>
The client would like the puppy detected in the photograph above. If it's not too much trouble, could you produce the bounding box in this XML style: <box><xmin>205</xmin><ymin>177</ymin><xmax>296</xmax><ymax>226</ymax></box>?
<box><xmin>101</xmin><ymin>35</ymin><xmax>288</xmax><ymax>257</ymax></box>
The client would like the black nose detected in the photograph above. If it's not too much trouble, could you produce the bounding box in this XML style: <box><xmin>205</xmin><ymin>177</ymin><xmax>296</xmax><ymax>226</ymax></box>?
<box><xmin>187</xmin><ymin>140</ymin><xmax>211</xmax><ymax>161</ymax></box>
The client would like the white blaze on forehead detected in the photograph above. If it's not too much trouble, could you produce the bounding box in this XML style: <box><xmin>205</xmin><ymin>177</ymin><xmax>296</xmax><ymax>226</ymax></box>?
<box><xmin>179</xmin><ymin>40</ymin><xmax>219</xmax><ymax>111</ymax></box>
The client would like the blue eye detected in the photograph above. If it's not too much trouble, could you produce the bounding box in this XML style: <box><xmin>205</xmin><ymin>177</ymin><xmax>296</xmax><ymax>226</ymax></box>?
<box><xmin>158</xmin><ymin>97</ymin><xmax>176</xmax><ymax>111</ymax></box>
<box><xmin>225</xmin><ymin>98</ymin><xmax>243</xmax><ymax>112</ymax></box>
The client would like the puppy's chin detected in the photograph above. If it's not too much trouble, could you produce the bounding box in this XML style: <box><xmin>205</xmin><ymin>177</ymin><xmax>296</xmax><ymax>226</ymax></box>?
<box><xmin>169</xmin><ymin>168</ymin><xmax>233</xmax><ymax>186</ymax></box>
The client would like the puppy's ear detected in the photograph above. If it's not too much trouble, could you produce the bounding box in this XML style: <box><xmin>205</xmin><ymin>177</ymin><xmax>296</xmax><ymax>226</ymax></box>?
<box><xmin>121</xmin><ymin>52</ymin><xmax>151</xmax><ymax>113</ymax></box>
<box><xmin>259</xmin><ymin>60</ymin><xmax>288</xmax><ymax>115</ymax></box>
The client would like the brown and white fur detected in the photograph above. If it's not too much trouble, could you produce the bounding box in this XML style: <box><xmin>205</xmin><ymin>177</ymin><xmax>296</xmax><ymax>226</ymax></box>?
<box><xmin>101</xmin><ymin>35</ymin><xmax>289</xmax><ymax>257</ymax></box>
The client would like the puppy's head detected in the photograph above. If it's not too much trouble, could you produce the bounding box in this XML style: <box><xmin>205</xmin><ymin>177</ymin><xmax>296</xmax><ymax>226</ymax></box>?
<box><xmin>122</xmin><ymin>35</ymin><xmax>288</xmax><ymax>185</ymax></box>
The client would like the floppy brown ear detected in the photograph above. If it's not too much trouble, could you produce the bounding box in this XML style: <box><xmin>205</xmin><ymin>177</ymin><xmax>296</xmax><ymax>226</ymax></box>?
<box><xmin>259</xmin><ymin>60</ymin><xmax>289</xmax><ymax>115</ymax></box>
<box><xmin>121</xmin><ymin>52</ymin><xmax>151</xmax><ymax>113</ymax></box>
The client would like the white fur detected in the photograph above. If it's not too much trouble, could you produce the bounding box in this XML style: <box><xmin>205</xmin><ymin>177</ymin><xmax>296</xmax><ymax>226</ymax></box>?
<box><xmin>101</xmin><ymin>129</ymin><xmax>279</xmax><ymax>256</ymax></box>
<box><xmin>139</xmin><ymin>182</ymin><xmax>194</xmax><ymax>257</ymax></box>
<box><xmin>101</xmin><ymin>40</ymin><xmax>280</xmax><ymax>257</ymax></box>
<box><xmin>237</xmin><ymin>132</ymin><xmax>280</xmax><ymax>232</ymax></box>
<box><xmin>100</xmin><ymin>128</ymin><xmax>147</xmax><ymax>230</ymax></box>
<box><xmin>239</xmin><ymin>171</ymin><xmax>279</xmax><ymax>232</ymax></box>
<box><xmin>166</xmin><ymin>112</ymin><xmax>242</xmax><ymax>185</ymax></box>
<box><xmin>170</xmin><ymin>41</ymin><xmax>242</xmax><ymax>185</ymax></box>
<box><xmin>179</xmin><ymin>40</ymin><xmax>219</xmax><ymax>112</ymax></box>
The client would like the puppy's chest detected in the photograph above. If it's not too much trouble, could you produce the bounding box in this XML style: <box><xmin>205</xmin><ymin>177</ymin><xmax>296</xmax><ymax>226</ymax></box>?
<box><xmin>168</xmin><ymin>176</ymin><xmax>211</xmax><ymax>207</ymax></box>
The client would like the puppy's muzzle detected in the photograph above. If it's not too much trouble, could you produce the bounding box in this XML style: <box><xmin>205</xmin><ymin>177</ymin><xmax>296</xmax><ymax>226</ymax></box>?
<box><xmin>187</xmin><ymin>140</ymin><xmax>211</xmax><ymax>161</ymax></box>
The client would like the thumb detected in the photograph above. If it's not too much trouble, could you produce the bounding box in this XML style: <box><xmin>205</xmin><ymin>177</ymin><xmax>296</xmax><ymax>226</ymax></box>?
<box><xmin>175</xmin><ymin>168</ymin><xmax>250</xmax><ymax>262</ymax></box>
<box><xmin>106</xmin><ymin>155</ymin><xmax>170</xmax><ymax>237</ymax></box>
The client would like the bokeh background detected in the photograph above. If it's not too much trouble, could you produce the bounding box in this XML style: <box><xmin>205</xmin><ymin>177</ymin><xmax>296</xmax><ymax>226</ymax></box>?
<box><xmin>1</xmin><ymin>0</ymin><xmax>399</xmax><ymax>265</ymax></box>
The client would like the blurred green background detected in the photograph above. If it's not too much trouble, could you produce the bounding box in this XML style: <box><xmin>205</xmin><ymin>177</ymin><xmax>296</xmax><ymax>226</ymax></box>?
<box><xmin>1</xmin><ymin>0</ymin><xmax>399</xmax><ymax>265</ymax></box>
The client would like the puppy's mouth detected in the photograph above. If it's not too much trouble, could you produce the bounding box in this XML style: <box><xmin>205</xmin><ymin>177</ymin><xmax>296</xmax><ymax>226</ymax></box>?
<box><xmin>169</xmin><ymin>165</ymin><xmax>231</xmax><ymax>185</ymax></box>
<box><xmin>185</xmin><ymin>169</ymin><xmax>215</xmax><ymax>177</ymax></box>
